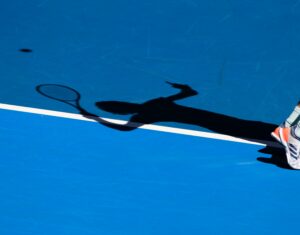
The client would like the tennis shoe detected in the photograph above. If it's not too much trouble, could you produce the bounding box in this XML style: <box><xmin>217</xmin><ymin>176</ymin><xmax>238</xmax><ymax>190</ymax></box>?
<box><xmin>271</xmin><ymin>126</ymin><xmax>281</xmax><ymax>143</ymax></box>
<box><xmin>279</xmin><ymin>126</ymin><xmax>300</xmax><ymax>169</ymax></box>
<box><xmin>271</xmin><ymin>123</ymin><xmax>285</xmax><ymax>144</ymax></box>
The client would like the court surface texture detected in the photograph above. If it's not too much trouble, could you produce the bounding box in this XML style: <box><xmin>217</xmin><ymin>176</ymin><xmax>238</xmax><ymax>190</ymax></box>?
<box><xmin>1</xmin><ymin>0</ymin><xmax>300</xmax><ymax>234</ymax></box>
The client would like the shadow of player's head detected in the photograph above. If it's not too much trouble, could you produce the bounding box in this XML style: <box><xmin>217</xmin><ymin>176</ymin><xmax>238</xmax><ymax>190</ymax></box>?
<box><xmin>95</xmin><ymin>101</ymin><xmax>141</xmax><ymax>115</ymax></box>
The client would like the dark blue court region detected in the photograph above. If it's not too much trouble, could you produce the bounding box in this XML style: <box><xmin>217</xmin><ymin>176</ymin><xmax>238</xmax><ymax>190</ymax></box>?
<box><xmin>0</xmin><ymin>108</ymin><xmax>299</xmax><ymax>235</ymax></box>
<box><xmin>0</xmin><ymin>0</ymin><xmax>300</xmax><ymax>125</ymax></box>
<box><xmin>1</xmin><ymin>0</ymin><xmax>300</xmax><ymax>234</ymax></box>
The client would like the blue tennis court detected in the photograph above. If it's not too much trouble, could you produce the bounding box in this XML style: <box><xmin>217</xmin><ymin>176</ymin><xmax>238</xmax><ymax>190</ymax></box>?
<box><xmin>1</xmin><ymin>0</ymin><xmax>300</xmax><ymax>234</ymax></box>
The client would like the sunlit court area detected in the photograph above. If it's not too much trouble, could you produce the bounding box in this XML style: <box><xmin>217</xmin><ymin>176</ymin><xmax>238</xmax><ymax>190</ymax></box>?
<box><xmin>1</xmin><ymin>1</ymin><xmax>300</xmax><ymax>234</ymax></box>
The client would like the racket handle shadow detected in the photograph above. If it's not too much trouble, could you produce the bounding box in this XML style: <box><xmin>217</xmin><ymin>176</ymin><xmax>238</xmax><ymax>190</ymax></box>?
<box><xmin>78</xmin><ymin>107</ymin><xmax>141</xmax><ymax>131</ymax></box>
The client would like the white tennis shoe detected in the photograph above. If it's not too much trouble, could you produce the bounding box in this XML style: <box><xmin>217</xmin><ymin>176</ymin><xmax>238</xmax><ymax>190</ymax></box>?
<box><xmin>279</xmin><ymin>125</ymin><xmax>300</xmax><ymax>169</ymax></box>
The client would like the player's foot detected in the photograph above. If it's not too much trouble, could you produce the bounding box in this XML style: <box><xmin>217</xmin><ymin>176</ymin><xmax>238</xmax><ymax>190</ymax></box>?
<box><xmin>279</xmin><ymin>126</ymin><xmax>300</xmax><ymax>169</ymax></box>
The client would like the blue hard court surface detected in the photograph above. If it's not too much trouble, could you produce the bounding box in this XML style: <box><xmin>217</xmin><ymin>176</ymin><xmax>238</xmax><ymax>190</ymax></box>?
<box><xmin>0</xmin><ymin>0</ymin><xmax>300</xmax><ymax>234</ymax></box>
<box><xmin>0</xmin><ymin>108</ymin><xmax>299</xmax><ymax>235</ymax></box>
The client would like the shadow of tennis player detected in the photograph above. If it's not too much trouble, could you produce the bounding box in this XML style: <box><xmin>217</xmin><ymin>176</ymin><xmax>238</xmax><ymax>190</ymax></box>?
<box><xmin>36</xmin><ymin>82</ymin><xmax>286</xmax><ymax>168</ymax></box>
<box><xmin>82</xmin><ymin>82</ymin><xmax>277</xmax><ymax>145</ymax></box>
<box><xmin>82</xmin><ymin>81</ymin><xmax>288</xmax><ymax>169</ymax></box>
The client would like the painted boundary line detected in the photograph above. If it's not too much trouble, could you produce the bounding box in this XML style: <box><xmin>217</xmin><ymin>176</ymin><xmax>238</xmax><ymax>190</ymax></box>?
<box><xmin>0</xmin><ymin>103</ymin><xmax>267</xmax><ymax>146</ymax></box>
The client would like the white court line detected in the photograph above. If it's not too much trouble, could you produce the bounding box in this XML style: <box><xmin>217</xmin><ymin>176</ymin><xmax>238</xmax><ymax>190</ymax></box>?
<box><xmin>0</xmin><ymin>103</ymin><xmax>267</xmax><ymax>146</ymax></box>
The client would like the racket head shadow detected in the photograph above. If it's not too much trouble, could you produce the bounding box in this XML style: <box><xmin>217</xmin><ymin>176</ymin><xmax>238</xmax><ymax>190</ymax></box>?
<box><xmin>36</xmin><ymin>84</ymin><xmax>81</xmax><ymax>102</ymax></box>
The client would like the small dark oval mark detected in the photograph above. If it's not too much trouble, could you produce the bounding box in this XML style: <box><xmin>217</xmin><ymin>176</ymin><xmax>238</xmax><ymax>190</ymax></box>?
<box><xmin>19</xmin><ymin>48</ymin><xmax>33</xmax><ymax>53</ymax></box>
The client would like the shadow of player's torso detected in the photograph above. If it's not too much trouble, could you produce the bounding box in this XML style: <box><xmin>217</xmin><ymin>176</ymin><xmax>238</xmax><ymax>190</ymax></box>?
<box><xmin>130</xmin><ymin>97</ymin><xmax>276</xmax><ymax>143</ymax></box>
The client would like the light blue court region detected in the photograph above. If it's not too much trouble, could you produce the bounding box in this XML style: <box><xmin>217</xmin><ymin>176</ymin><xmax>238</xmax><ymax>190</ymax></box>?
<box><xmin>0</xmin><ymin>108</ymin><xmax>299</xmax><ymax>235</ymax></box>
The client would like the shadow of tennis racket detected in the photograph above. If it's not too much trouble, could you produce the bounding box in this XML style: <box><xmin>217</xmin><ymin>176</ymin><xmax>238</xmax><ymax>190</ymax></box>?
<box><xmin>36</xmin><ymin>84</ymin><xmax>141</xmax><ymax>130</ymax></box>
<box><xmin>37</xmin><ymin>84</ymin><xmax>81</xmax><ymax>107</ymax></box>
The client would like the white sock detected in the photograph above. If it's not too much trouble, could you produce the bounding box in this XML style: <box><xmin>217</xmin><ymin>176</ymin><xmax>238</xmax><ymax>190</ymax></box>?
<box><xmin>285</xmin><ymin>105</ymin><xmax>300</xmax><ymax>127</ymax></box>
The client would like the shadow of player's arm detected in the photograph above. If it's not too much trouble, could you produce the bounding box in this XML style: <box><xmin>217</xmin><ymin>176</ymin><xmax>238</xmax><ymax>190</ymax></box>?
<box><xmin>164</xmin><ymin>81</ymin><xmax>198</xmax><ymax>102</ymax></box>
